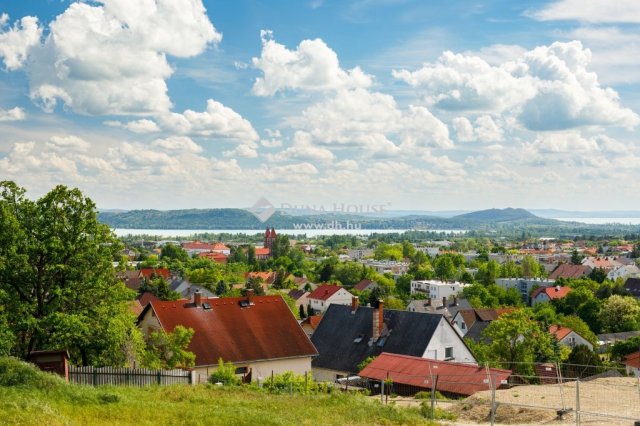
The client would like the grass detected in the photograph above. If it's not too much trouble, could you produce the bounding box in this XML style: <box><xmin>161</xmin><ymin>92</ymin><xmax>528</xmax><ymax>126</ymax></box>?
<box><xmin>0</xmin><ymin>358</ymin><xmax>434</xmax><ymax>426</ymax></box>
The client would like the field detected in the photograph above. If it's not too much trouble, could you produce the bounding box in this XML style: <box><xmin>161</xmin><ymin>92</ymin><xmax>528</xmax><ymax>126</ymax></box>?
<box><xmin>0</xmin><ymin>358</ymin><xmax>433</xmax><ymax>426</ymax></box>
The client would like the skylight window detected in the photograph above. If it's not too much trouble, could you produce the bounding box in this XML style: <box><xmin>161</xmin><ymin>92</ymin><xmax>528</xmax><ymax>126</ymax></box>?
<box><xmin>202</xmin><ymin>303</ymin><xmax>212</xmax><ymax>310</ymax></box>
<box><xmin>353</xmin><ymin>334</ymin><xmax>364</xmax><ymax>343</ymax></box>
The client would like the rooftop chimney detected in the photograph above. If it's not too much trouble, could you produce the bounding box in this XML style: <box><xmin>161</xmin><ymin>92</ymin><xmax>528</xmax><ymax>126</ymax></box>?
<box><xmin>442</xmin><ymin>296</ymin><xmax>447</xmax><ymax>308</ymax></box>
<box><xmin>351</xmin><ymin>296</ymin><xmax>359</xmax><ymax>314</ymax></box>
<box><xmin>372</xmin><ymin>300</ymin><xmax>384</xmax><ymax>341</ymax></box>
<box><xmin>194</xmin><ymin>290</ymin><xmax>202</xmax><ymax>308</ymax></box>
<box><xmin>246</xmin><ymin>288</ymin><xmax>255</xmax><ymax>305</ymax></box>
<box><xmin>453</xmin><ymin>295</ymin><xmax>458</xmax><ymax>306</ymax></box>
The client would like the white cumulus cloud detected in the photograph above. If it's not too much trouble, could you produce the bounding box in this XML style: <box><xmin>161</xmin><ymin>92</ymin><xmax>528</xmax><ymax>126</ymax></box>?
<box><xmin>0</xmin><ymin>14</ymin><xmax>41</xmax><ymax>70</ymax></box>
<box><xmin>0</xmin><ymin>106</ymin><xmax>26</xmax><ymax>121</ymax></box>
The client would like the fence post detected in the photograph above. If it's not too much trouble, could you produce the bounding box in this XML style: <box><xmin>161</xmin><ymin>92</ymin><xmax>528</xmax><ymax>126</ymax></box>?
<box><xmin>304</xmin><ymin>371</ymin><xmax>308</xmax><ymax>394</ymax></box>
<box><xmin>430</xmin><ymin>374</ymin><xmax>436</xmax><ymax>420</ymax></box>
<box><xmin>556</xmin><ymin>362</ymin><xmax>566</xmax><ymax>411</ymax></box>
<box><xmin>93</xmin><ymin>367</ymin><xmax>97</xmax><ymax>386</ymax></box>
<box><xmin>490</xmin><ymin>373</ymin><xmax>496</xmax><ymax>426</ymax></box>
<box><xmin>157</xmin><ymin>371</ymin><xmax>161</xmax><ymax>385</ymax></box>
<box><xmin>380</xmin><ymin>379</ymin><xmax>384</xmax><ymax>404</ymax></box>
<box><xmin>575</xmin><ymin>378</ymin><xmax>580</xmax><ymax>426</ymax></box>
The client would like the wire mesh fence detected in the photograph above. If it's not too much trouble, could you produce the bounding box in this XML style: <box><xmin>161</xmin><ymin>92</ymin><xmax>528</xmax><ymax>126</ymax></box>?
<box><xmin>335</xmin><ymin>361</ymin><xmax>640</xmax><ymax>425</ymax></box>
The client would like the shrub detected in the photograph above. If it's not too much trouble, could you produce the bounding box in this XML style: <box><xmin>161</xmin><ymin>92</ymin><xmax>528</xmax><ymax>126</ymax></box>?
<box><xmin>0</xmin><ymin>357</ymin><xmax>65</xmax><ymax>389</ymax></box>
<box><xmin>209</xmin><ymin>358</ymin><xmax>241</xmax><ymax>386</ymax></box>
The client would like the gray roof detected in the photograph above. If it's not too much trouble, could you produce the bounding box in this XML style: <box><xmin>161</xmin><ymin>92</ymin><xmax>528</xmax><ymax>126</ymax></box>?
<box><xmin>597</xmin><ymin>330</ymin><xmax>640</xmax><ymax>344</ymax></box>
<box><xmin>464</xmin><ymin>321</ymin><xmax>492</xmax><ymax>344</ymax></box>
<box><xmin>624</xmin><ymin>278</ymin><xmax>640</xmax><ymax>297</ymax></box>
<box><xmin>311</xmin><ymin>304</ymin><xmax>445</xmax><ymax>374</ymax></box>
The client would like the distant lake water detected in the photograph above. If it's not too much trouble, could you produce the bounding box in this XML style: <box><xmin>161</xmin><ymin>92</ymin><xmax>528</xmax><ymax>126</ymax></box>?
<box><xmin>112</xmin><ymin>228</ymin><xmax>466</xmax><ymax>238</ymax></box>
<box><xmin>554</xmin><ymin>217</ymin><xmax>640</xmax><ymax>225</ymax></box>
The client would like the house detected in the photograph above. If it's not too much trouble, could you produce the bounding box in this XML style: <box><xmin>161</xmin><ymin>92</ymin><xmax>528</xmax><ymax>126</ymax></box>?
<box><xmin>181</xmin><ymin>241</ymin><xmax>218</xmax><ymax>256</ymax></box>
<box><xmin>300</xmin><ymin>315</ymin><xmax>323</xmax><ymax>337</ymax></box>
<box><xmin>138</xmin><ymin>291</ymin><xmax>317</xmax><ymax>382</ymax></box>
<box><xmin>623</xmin><ymin>352</ymin><xmax>640</xmax><ymax>376</ymax></box>
<box><xmin>117</xmin><ymin>270</ymin><xmax>144</xmax><ymax>292</ymax></box>
<box><xmin>288</xmin><ymin>289</ymin><xmax>310</xmax><ymax>310</ymax></box>
<box><xmin>198</xmin><ymin>251</ymin><xmax>228</xmax><ymax>264</ymax></box>
<box><xmin>548</xmin><ymin>264</ymin><xmax>592</xmax><ymax>280</ymax></box>
<box><xmin>347</xmin><ymin>248</ymin><xmax>374</xmax><ymax>260</ymax></box>
<box><xmin>597</xmin><ymin>330</ymin><xmax>640</xmax><ymax>353</ymax></box>
<box><xmin>531</xmin><ymin>286</ymin><xmax>571</xmax><ymax>306</ymax></box>
<box><xmin>254</xmin><ymin>247</ymin><xmax>271</xmax><ymax>260</ymax></box>
<box><xmin>582</xmin><ymin>256</ymin><xmax>623</xmax><ymax>271</ymax></box>
<box><xmin>410</xmin><ymin>280</ymin><xmax>468</xmax><ymax>299</ymax></box>
<box><xmin>353</xmin><ymin>279</ymin><xmax>378</xmax><ymax>292</ymax></box>
<box><xmin>624</xmin><ymin>278</ymin><xmax>640</xmax><ymax>299</ymax></box>
<box><xmin>210</xmin><ymin>243</ymin><xmax>231</xmax><ymax>255</ymax></box>
<box><xmin>139</xmin><ymin>268</ymin><xmax>171</xmax><ymax>281</ymax></box>
<box><xmin>495</xmin><ymin>278</ymin><xmax>555</xmax><ymax>305</ymax></box>
<box><xmin>310</xmin><ymin>298</ymin><xmax>476</xmax><ymax>381</ymax></box>
<box><xmin>451</xmin><ymin>308</ymin><xmax>516</xmax><ymax>337</ymax></box>
<box><xmin>307</xmin><ymin>284</ymin><xmax>354</xmax><ymax>314</ymax></box>
<box><xmin>244</xmin><ymin>271</ymin><xmax>277</xmax><ymax>286</ymax></box>
<box><xmin>607</xmin><ymin>264</ymin><xmax>640</xmax><ymax>281</ymax></box>
<box><xmin>549</xmin><ymin>325</ymin><xmax>593</xmax><ymax>351</ymax></box>
<box><xmin>359</xmin><ymin>353</ymin><xmax>511</xmax><ymax>397</ymax></box>
<box><xmin>406</xmin><ymin>297</ymin><xmax>471</xmax><ymax>322</ymax></box>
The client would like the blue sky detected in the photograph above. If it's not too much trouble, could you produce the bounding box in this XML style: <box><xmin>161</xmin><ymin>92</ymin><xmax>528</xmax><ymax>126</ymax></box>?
<box><xmin>1</xmin><ymin>0</ymin><xmax>640</xmax><ymax>211</ymax></box>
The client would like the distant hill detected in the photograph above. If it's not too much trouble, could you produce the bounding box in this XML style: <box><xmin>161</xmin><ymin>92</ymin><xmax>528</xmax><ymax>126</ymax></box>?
<box><xmin>98</xmin><ymin>207</ymin><xmax>566</xmax><ymax>230</ymax></box>
<box><xmin>453</xmin><ymin>208</ymin><xmax>537</xmax><ymax>222</ymax></box>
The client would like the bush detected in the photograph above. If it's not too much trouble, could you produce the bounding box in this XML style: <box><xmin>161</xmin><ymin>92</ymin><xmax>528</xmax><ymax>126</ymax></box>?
<box><xmin>419</xmin><ymin>401</ymin><xmax>457</xmax><ymax>420</ymax></box>
<box><xmin>264</xmin><ymin>371</ymin><xmax>310</xmax><ymax>393</ymax></box>
<box><xmin>209</xmin><ymin>358</ymin><xmax>241</xmax><ymax>386</ymax></box>
<box><xmin>0</xmin><ymin>357</ymin><xmax>65</xmax><ymax>389</ymax></box>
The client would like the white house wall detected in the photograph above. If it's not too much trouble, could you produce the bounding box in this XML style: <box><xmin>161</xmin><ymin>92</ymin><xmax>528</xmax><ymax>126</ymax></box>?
<box><xmin>422</xmin><ymin>317</ymin><xmax>476</xmax><ymax>363</ymax></box>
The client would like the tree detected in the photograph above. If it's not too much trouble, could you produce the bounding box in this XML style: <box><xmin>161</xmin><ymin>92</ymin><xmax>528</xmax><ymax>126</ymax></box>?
<box><xmin>374</xmin><ymin>243</ymin><xmax>403</xmax><ymax>261</ymax></box>
<box><xmin>141</xmin><ymin>325</ymin><xmax>195</xmax><ymax>369</ymax></box>
<box><xmin>521</xmin><ymin>255</ymin><xmax>541</xmax><ymax>278</ymax></box>
<box><xmin>215</xmin><ymin>280</ymin><xmax>228</xmax><ymax>295</ymax></box>
<box><xmin>139</xmin><ymin>277</ymin><xmax>181</xmax><ymax>301</ymax></box>
<box><xmin>434</xmin><ymin>256</ymin><xmax>456</xmax><ymax>281</ymax></box>
<box><xmin>401</xmin><ymin>241</ymin><xmax>415</xmax><ymax>259</ymax></box>
<box><xmin>271</xmin><ymin>234</ymin><xmax>291</xmax><ymax>259</ymax></box>
<box><xmin>589</xmin><ymin>267</ymin><xmax>608</xmax><ymax>284</ymax></box>
<box><xmin>299</xmin><ymin>304</ymin><xmax>306</xmax><ymax>319</ymax></box>
<box><xmin>0</xmin><ymin>182</ymin><xmax>144</xmax><ymax>366</ymax></box>
<box><xmin>160</xmin><ymin>243</ymin><xmax>188</xmax><ymax>263</ymax></box>
<box><xmin>209</xmin><ymin>358</ymin><xmax>241</xmax><ymax>386</ymax></box>
<box><xmin>599</xmin><ymin>295</ymin><xmax>640</xmax><ymax>333</ymax></box>
<box><xmin>480</xmin><ymin>310</ymin><xmax>554</xmax><ymax>376</ymax></box>
<box><xmin>247</xmin><ymin>245</ymin><xmax>256</xmax><ymax>265</ymax></box>
<box><xmin>570</xmin><ymin>250</ymin><xmax>584</xmax><ymax>265</ymax></box>
<box><xmin>333</xmin><ymin>262</ymin><xmax>365</xmax><ymax>287</ymax></box>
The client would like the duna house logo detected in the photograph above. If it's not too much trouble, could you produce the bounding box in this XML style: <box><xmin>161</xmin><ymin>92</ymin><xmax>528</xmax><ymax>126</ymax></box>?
<box><xmin>248</xmin><ymin>197</ymin><xmax>276</xmax><ymax>223</ymax></box>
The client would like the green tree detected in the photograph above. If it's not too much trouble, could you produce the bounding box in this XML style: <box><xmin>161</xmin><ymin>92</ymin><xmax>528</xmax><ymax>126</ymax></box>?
<box><xmin>141</xmin><ymin>325</ymin><xmax>195</xmax><ymax>369</ymax></box>
<box><xmin>570</xmin><ymin>250</ymin><xmax>584</xmax><ymax>265</ymax></box>
<box><xmin>333</xmin><ymin>262</ymin><xmax>365</xmax><ymax>287</ymax></box>
<box><xmin>374</xmin><ymin>243</ymin><xmax>403</xmax><ymax>261</ymax></box>
<box><xmin>434</xmin><ymin>256</ymin><xmax>456</xmax><ymax>281</ymax></box>
<box><xmin>247</xmin><ymin>245</ymin><xmax>257</xmax><ymax>265</ymax></box>
<box><xmin>401</xmin><ymin>241</ymin><xmax>415</xmax><ymax>259</ymax></box>
<box><xmin>160</xmin><ymin>243</ymin><xmax>189</xmax><ymax>263</ymax></box>
<box><xmin>521</xmin><ymin>255</ymin><xmax>541</xmax><ymax>278</ymax></box>
<box><xmin>215</xmin><ymin>280</ymin><xmax>228</xmax><ymax>295</ymax></box>
<box><xmin>0</xmin><ymin>182</ymin><xmax>144</xmax><ymax>366</ymax></box>
<box><xmin>599</xmin><ymin>295</ymin><xmax>640</xmax><ymax>333</ymax></box>
<box><xmin>139</xmin><ymin>277</ymin><xmax>181</xmax><ymax>301</ymax></box>
<box><xmin>299</xmin><ymin>304</ymin><xmax>306</xmax><ymax>319</ymax></box>
<box><xmin>271</xmin><ymin>234</ymin><xmax>291</xmax><ymax>259</ymax></box>
<box><xmin>480</xmin><ymin>310</ymin><xmax>554</xmax><ymax>375</ymax></box>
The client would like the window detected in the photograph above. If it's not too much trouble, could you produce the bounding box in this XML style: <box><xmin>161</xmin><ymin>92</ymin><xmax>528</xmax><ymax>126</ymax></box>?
<box><xmin>461</xmin><ymin>322</ymin><xmax>466</xmax><ymax>330</ymax></box>
<box><xmin>445</xmin><ymin>347</ymin><xmax>453</xmax><ymax>359</ymax></box>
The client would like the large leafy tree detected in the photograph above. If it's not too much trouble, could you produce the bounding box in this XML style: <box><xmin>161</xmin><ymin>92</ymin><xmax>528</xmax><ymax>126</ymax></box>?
<box><xmin>0</xmin><ymin>182</ymin><xmax>144</xmax><ymax>366</ymax></box>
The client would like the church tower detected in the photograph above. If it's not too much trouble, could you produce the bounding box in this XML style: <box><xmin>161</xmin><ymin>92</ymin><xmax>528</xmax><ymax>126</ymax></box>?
<box><xmin>264</xmin><ymin>227</ymin><xmax>276</xmax><ymax>250</ymax></box>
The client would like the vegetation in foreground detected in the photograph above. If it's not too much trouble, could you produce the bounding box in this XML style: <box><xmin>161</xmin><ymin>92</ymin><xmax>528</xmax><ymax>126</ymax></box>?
<box><xmin>0</xmin><ymin>357</ymin><xmax>433</xmax><ymax>426</ymax></box>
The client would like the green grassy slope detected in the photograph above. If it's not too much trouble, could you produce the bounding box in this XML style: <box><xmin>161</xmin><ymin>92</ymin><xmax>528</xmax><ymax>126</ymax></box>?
<box><xmin>0</xmin><ymin>358</ymin><xmax>433</xmax><ymax>426</ymax></box>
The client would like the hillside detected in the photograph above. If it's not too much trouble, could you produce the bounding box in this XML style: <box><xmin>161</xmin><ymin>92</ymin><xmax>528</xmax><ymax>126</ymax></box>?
<box><xmin>0</xmin><ymin>357</ymin><xmax>432</xmax><ymax>426</ymax></box>
<box><xmin>453</xmin><ymin>208</ymin><xmax>537</xmax><ymax>222</ymax></box>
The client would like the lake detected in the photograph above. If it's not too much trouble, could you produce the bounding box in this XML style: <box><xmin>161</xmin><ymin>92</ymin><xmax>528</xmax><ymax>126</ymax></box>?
<box><xmin>112</xmin><ymin>228</ymin><xmax>466</xmax><ymax>238</ymax></box>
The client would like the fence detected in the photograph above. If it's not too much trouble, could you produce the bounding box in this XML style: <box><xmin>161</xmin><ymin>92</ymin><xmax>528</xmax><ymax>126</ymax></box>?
<box><xmin>69</xmin><ymin>366</ymin><xmax>193</xmax><ymax>386</ymax></box>
<box><xmin>337</xmin><ymin>362</ymin><xmax>640</xmax><ymax>425</ymax></box>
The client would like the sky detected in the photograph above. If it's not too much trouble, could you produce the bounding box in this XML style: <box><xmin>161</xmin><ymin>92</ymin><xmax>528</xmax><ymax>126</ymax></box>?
<box><xmin>1</xmin><ymin>0</ymin><xmax>640</xmax><ymax>212</ymax></box>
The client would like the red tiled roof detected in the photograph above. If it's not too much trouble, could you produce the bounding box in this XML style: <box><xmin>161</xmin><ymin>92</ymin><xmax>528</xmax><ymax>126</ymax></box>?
<box><xmin>254</xmin><ymin>248</ymin><xmax>271</xmax><ymax>256</ymax></box>
<box><xmin>308</xmin><ymin>284</ymin><xmax>343</xmax><ymax>301</ymax></box>
<box><xmin>624</xmin><ymin>351</ymin><xmax>640</xmax><ymax>368</ymax></box>
<box><xmin>549</xmin><ymin>325</ymin><xmax>573</xmax><ymax>341</ymax></box>
<box><xmin>302</xmin><ymin>315</ymin><xmax>323</xmax><ymax>330</ymax></box>
<box><xmin>354</xmin><ymin>279</ymin><xmax>375</xmax><ymax>292</ymax></box>
<box><xmin>139</xmin><ymin>268</ymin><xmax>171</xmax><ymax>280</ymax></box>
<box><xmin>138</xmin><ymin>291</ymin><xmax>161</xmax><ymax>308</ymax></box>
<box><xmin>359</xmin><ymin>353</ymin><xmax>511</xmax><ymax>396</ymax></box>
<box><xmin>549</xmin><ymin>264</ymin><xmax>591</xmax><ymax>280</ymax></box>
<box><xmin>142</xmin><ymin>295</ymin><xmax>317</xmax><ymax>366</ymax></box>
<box><xmin>182</xmin><ymin>241</ymin><xmax>217</xmax><ymax>251</ymax></box>
<box><xmin>211</xmin><ymin>243</ymin><xmax>230</xmax><ymax>251</ymax></box>
<box><xmin>244</xmin><ymin>271</ymin><xmax>276</xmax><ymax>283</ymax></box>
<box><xmin>198</xmin><ymin>252</ymin><xmax>228</xmax><ymax>263</ymax></box>
<box><xmin>532</xmin><ymin>286</ymin><xmax>571</xmax><ymax>300</ymax></box>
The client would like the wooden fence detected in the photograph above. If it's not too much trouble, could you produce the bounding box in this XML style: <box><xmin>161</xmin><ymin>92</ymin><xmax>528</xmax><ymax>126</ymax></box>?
<box><xmin>69</xmin><ymin>366</ymin><xmax>193</xmax><ymax>386</ymax></box>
